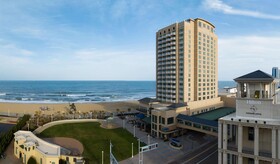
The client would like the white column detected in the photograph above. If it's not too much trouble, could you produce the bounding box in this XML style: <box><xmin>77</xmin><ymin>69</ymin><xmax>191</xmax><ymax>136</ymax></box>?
<box><xmin>223</xmin><ymin>124</ymin><xmax>228</xmax><ymax>164</ymax></box>
<box><xmin>247</xmin><ymin>83</ymin><xmax>250</xmax><ymax>98</ymax></box>
<box><xmin>218</xmin><ymin>122</ymin><xmax>222</xmax><ymax>164</ymax></box>
<box><xmin>218</xmin><ymin>122</ymin><xmax>222</xmax><ymax>149</ymax></box>
<box><xmin>254</xmin><ymin>126</ymin><xmax>259</xmax><ymax>156</ymax></box>
<box><xmin>254</xmin><ymin>126</ymin><xmax>259</xmax><ymax>164</ymax></box>
<box><xmin>270</xmin><ymin>83</ymin><xmax>272</xmax><ymax>98</ymax></box>
<box><xmin>278</xmin><ymin>129</ymin><xmax>280</xmax><ymax>159</ymax></box>
<box><xmin>238</xmin><ymin>124</ymin><xmax>243</xmax><ymax>164</ymax></box>
<box><xmin>259</xmin><ymin>83</ymin><xmax>263</xmax><ymax>98</ymax></box>
<box><xmin>238</xmin><ymin>125</ymin><xmax>243</xmax><ymax>153</ymax></box>
<box><xmin>272</xmin><ymin>128</ymin><xmax>276</xmax><ymax>159</ymax></box>
<box><xmin>218</xmin><ymin>150</ymin><xmax>222</xmax><ymax>164</ymax></box>
<box><xmin>238</xmin><ymin>154</ymin><xmax>243</xmax><ymax>164</ymax></box>
<box><xmin>237</xmin><ymin>83</ymin><xmax>241</xmax><ymax>98</ymax></box>
<box><xmin>254</xmin><ymin>158</ymin><xmax>259</xmax><ymax>164</ymax></box>
<box><xmin>276</xmin><ymin>83</ymin><xmax>278</xmax><ymax>102</ymax></box>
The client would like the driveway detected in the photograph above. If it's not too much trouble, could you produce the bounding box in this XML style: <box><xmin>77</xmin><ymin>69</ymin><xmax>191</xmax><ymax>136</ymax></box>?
<box><xmin>113</xmin><ymin>117</ymin><xmax>216</xmax><ymax>164</ymax></box>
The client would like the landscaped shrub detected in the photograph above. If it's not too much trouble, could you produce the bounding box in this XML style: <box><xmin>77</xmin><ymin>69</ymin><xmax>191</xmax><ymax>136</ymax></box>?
<box><xmin>0</xmin><ymin>114</ymin><xmax>30</xmax><ymax>154</ymax></box>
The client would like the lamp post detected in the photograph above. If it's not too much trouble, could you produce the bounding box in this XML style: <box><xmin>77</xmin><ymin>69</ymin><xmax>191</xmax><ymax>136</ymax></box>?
<box><xmin>102</xmin><ymin>151</ymin><xmax>104</xmax><ymax>164</ymax></box>
<box><xmin>138</xmin><ymin>139</ymin><xmax>141</xmax><ymax>164</ymax></box>
<box><xmin>133</xmin><ymin>125</ymin><xmax>136</xmax><ymax>137</ymax></box>
<box><xmin>132</xmin><ymin>143</ymin><xmax>134</xmax><ymax>158</ymax></box>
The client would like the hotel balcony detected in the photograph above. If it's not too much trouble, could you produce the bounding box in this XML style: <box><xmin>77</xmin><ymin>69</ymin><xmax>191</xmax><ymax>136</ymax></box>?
<box><xmin>227</xmin><ymin>141</ymin><xmax>272</xmax><ymax>158</ymax></box>
<box><xmin>158</xmin><ymin>85</ymin><xmax>176</xmax><ymax>89</ymax></box>
<box><xmin>157</xmin><ymin>32</ymin><xmax>176</xmax><ymax>40</ymax></box>
<box><xmin>157</xmin><ymin>61</ymin><xmax>176</xmax><ymax>66</ymax></box>
<box><xmin>157</xmin><ymin>80</ymin><xmax>176</xmax><ymax>84</ymax></box>
<box><xmin>158</xmin><ymin>54</ymin><xmax>176</xmax><ymax>58</ymax></box>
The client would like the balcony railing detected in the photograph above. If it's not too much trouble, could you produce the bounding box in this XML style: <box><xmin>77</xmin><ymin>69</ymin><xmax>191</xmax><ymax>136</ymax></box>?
<box><xmin>227</xmin><ymin>141</ymin><xmax>272</xmax><ymax>158</ymax></box>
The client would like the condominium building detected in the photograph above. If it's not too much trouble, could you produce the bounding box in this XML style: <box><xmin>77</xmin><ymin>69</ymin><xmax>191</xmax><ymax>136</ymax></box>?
<box><xmin>272</xmin><ymin>67</ymin><xmax>279</xmax><ymax>78</ymax></box>
<box><xmin>218</xmin><ymin>70</ymin><xmax>280</xmax><ymax>164</ymax></box>
<box><xmin>156</xmin><ymin>18</ymin><xmax>218</xmax><ymax>103</ymax></box>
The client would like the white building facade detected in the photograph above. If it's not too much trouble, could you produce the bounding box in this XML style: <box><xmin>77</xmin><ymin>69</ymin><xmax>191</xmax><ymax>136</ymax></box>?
<box><xmin>219</xmin><ymin>70</ymin><xmax>280</xmax><ymax>164</ymax></box>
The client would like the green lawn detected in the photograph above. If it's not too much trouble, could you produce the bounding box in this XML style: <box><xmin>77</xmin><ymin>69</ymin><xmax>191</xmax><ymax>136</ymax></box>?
<box><xmin>39</xmin><ymin>122</ymin><xmax>140</xmax><ymax>164</ymax></box>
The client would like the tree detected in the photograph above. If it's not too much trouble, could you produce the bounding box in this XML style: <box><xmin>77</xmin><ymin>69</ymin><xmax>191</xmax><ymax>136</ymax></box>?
<box><xmin>69</xmin><ymin>103</ymin><xmax>77</xmax><ymax>112</ymax></box>
<box><xmin>127</xmin><ymin>108</ymin><xmax>131</xmax><ymax>113</ymax></box>
<box><xmin>92</xmin><ymin>110</ymin><xmax>98</xmax><ymax>119</ymax></box>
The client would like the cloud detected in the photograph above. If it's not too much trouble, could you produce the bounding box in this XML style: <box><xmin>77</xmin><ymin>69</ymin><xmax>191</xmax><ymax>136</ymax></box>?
<box><xmin>204</xmin><ymin>0</ymin><xmax>280</xmax><ymax>20</ymax></box>
<box><xmin>219</xmin><ymin>35</ymin><xmax>280</xmax><ymax>80</ymax></box>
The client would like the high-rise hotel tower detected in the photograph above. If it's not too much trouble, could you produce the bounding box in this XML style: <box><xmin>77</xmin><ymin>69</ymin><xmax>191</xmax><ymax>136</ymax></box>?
<box><xmin>156</xmin><ymin>18</ymin><xmax>218</xmax><ymax>103</ymax></box>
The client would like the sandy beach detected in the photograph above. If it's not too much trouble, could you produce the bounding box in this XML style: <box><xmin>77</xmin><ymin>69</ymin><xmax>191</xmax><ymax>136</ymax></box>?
<box><xmin>0</xmin><ymin>100</ymin><xmax>140</xmax><ymax>116</ymax></box>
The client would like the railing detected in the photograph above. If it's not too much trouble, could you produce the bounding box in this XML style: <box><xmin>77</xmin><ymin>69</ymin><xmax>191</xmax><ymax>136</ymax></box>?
<box><xmin>227</xmin><ymin>142</ymin><xmax>272</xmax><ymax>158</ymax></box>
<box><xmin>241</xmin><ymin>93</ymin><xmax>271</xmax><ymax>99</ymax></box>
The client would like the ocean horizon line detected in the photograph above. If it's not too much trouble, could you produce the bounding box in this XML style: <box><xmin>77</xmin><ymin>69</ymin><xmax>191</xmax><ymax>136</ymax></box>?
<box><xmin>0</xmin><ymin>80</ymin><xmax>235</xmax><ymax>82</ymax></box>
<box><xmin>0</xmin><ymin>81</ymin><xmax>235</xmax><ymax>104</ymax></box>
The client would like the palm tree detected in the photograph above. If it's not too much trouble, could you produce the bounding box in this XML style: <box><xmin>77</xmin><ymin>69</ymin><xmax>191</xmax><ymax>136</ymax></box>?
<box><xmin>92</xmin><ymin>110</ymin><xmax>98</xmax><ymax>119</ymax></box>
<box><xmin>69</xmin><ymin>103</ymin><xmax>77</xmax><ymax>112</ymax></box>
<box><xmin>127</xmin><ymin>108</ymin><xmax>131</xmax><ymax>113</ymax></box>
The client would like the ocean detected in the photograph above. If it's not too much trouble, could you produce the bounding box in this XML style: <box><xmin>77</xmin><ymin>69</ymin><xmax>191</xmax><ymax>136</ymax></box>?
<box><xmin>0</xmin><ymin>81</ymin><xmax>236</xmax><ymax>103</ymax></box>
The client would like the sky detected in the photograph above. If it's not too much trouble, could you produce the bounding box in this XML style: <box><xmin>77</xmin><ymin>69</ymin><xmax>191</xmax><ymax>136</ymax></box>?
<box><xmin>0</xmin><ymin>0</ymin><xmax>280</xmax><ymax>81</ymax></box>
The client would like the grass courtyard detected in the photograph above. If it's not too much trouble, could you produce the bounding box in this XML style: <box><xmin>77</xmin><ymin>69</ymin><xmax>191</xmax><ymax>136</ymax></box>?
<box><xmin>39</xmin><ymin>122</ymin><xmax>140</xmax><ymax>164</ymax></box>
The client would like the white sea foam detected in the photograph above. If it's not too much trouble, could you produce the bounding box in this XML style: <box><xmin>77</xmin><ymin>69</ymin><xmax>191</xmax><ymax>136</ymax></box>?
<box><xmin>66</xmin><ymin>94</ymin><xmax>87</xmax><ymax>97</ymax></box>
<box><xmin>0</xmin><ymin>93</ymin><xmax>6</xmax><ymax>96</ymax></box>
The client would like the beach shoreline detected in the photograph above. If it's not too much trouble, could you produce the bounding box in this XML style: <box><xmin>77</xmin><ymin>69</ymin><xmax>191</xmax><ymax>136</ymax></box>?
<box><xmin>0</xmin><ymin>100</ymin><xmax>140</xmax><ymax>115</ymax></box>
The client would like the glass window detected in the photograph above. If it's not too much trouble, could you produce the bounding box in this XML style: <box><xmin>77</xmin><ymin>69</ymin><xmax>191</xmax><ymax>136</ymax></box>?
<box><xmin>167</xmin><ymin>117</ymin><xmax>174</xmax><ymax>124</ymax></box>
<box><xmin>248</xmin><ymin>127</ymin><xmax>254</xmax><ymax>141</ymax></box>
<box><xmin>162</xmin><ymin>117</ymin><xmax>165</xmax><ymax>124</ymax></box>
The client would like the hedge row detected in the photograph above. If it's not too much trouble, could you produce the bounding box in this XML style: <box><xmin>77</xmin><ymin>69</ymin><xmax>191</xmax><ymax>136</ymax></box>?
<box><xmin>0</xmin><ymin>114</ymin><xmax>30</xmax><ymax>154</ymax></box>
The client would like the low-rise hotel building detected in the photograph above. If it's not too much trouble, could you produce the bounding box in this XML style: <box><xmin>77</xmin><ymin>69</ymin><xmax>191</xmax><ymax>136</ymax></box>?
<box><xmin>14</xmin><ymin>130</ymin><xmax>84</xmax><ymax>164</ymax></box>
<box><xmin>219</xmin><ymin>70</ymin><xmax>280</xmax><ymax>164</ymax></box>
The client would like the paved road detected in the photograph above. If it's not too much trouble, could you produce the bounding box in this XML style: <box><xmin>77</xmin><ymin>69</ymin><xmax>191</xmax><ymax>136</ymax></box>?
<box><xmin>168</xmin><ymin>139</ymin><xmax>218</xmax><ymax>164</ymax></box>
<box><xmin>199</xmin><ymin>149</ymin><xmax>218</xmax><ymax>164</ymax></box>
<box><xmin>116</xmin><ymin>116</ymin><xmax>217</xmax><ymax>164</ymax></box>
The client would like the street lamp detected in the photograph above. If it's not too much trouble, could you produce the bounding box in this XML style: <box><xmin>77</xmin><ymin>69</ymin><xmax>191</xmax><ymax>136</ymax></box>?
<box><xmin>132</xmin><ymin>143</ymin><xmax>134</xmax><ymax>158</ymax></box>
<box><xmin>138</xmin><ymin>139</ymin><xmax>141</xmax><ymax>163</ymax></box>
<box><xmin>133</xmin><ymin>125</ymin><xmax>136</xmax><ymax>137</ymax></box>
<box><xmin>102</xmin><ymin>151</ymin><xmax>104</xmax><ymax>164</ymax></box>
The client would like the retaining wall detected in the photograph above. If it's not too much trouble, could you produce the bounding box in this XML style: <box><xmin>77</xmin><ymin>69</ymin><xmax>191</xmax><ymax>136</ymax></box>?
<box><xmin>33</xmin><ymin>119</ymin><xmax>102</xmax><ymax>134</ymax></box>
